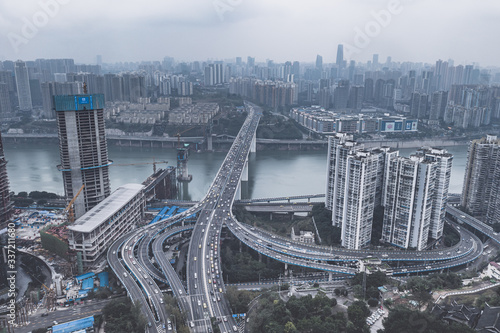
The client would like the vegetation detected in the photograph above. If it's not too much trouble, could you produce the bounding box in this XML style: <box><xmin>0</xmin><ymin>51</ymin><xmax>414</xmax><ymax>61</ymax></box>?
<box><xmin>225</xmin><ymin>286</ymin><xmax>260</xmax><ymax>314</ymax></box>
<box><xmin>404</xmin><ymin>273</ymin><xmax>462</xmax><ymax>308</ymax></box>
<box><xmin>40</xmin><ymin>227</ymin><xmax>69</xmax><ymax>260</ymax></box>
<box><xmin>379</xmin><ymin>306</ymin><xmax>475</xmax><ymax>333</ymax></box>
<box><xmin>248</xmin><ymin>291</ymin><xmax>345</xmax><ymax>333</ymax></box>
<box><xmin>257</xmin><ymin>118</ymin><xmax>303</xmax><ymax>140</ymax></box>
<box><xmin>311</xmin><ymin>204</ymin><xmax>341</xmax><ymax>246</ymax></box>
<box><xmin>102</xmin><ymin>298</ymin><xmax>146</xmax><ymax>333</ymax></box>
<box><xmin>346</xmin><ymin>300</ymin><xmax>370</xmax><ymax>333</ymax></box>
<box><xmin>475</xmin><ymin>286</ymin><xmax>500</xmax><ymax>309</ymax></box>
<box><xmin>162</xmin><ymin>294</ymin><xmax>190</xmax><ymax>333</ymax></box>
<box><xmin>350</xmin><ymin>271</ymin><xmax>387</xmax><ymax>300</ymax></box>
<box><xmin>443</xmin><ymin>223</ymin><xmax>460</xmax><ymax>247</ymax></box>
<box><xmin>86</xmin><ymin>287</ymin><xmax>112</xmax><ymax>300</ymax></box>
<box><xmin>221</xmin><ymin>238</ymin><xmax>285</xmax><ymax>283</ymax></box>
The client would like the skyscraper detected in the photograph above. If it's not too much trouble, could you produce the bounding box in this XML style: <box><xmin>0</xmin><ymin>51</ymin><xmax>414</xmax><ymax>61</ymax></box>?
<box><xmin>461</xmin><ymin>135</ymin><xmax>500</xmax><ymax>223</ymax></box>
<box><xmin>414</xmin><ymin>148</ymin><xmax>453</xmax><ymax>240</ymax></box>
<box><xmin>336</xmin><ymin>44</ymin><xmax>344</xmax><ymax>77</ymax></box>
<box><xmin>326</xmin><ymin>134</ymin><xmax>384</xmax><ymax>249</ymax></box>
<box><xmin>14</xmin><ymin>60</ymin><xmax>32</xmax><ymax>111</ymax></box>
<box><xmin>382</xmin><ymin>154</ymin><xmax>435</xmax><ymax>250</ymax></box>
<box><xmin>0</xmin><ymin>131</ymin><xmax>13</xmax><ymax>227</ymax></box>
<box><xmin>55</xmin><ymin>93</ymin><xmax>111</xmax><ymax>219</ymax></box>
<box><xmin>316</xmin><ymin>55</ymin><xmax>323</xmax><ymax>71</ymax></box>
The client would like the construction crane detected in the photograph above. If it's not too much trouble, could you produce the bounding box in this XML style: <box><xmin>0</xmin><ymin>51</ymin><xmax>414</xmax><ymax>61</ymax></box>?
<box><xmin>113</xmin><ymin>159</ymin><xmax>168</xmax><ymax>174</ymax></box>
<box><xmin>175</xmin><ymin>126</ymin><xmax>197</xmax><ymax>148</ymax></box>
<box><xmin>64</xmin><ymin>184</ymin><xmax>85</xmax><ymax>223</ymax></box>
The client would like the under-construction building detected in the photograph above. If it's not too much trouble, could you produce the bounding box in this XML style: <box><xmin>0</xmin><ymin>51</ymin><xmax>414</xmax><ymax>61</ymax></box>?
<box><xmin>0</xmin><ymin>131</ymin><xmax>13</xmax><ymax>227</ymax></box>
<box><xmin>55</xmin><ymin>93</ymin><xmax>111</xmax><ymax>219</ymax></box>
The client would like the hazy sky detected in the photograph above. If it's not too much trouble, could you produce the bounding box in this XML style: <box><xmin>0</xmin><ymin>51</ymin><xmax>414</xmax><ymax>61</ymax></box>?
<box><xmin>1</xmin><ymin>0</ymin><xmax>499</xmax><ymax>67</ymax></box>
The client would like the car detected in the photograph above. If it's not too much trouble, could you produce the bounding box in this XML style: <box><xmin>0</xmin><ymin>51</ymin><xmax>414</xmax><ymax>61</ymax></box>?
<box><xmin>198</xmin><ymin>300</ymin><xmax>201</xmax><ymax>306</ymax></box>
<box><xmin>123</xmin><ymin>272</ymin><xmax>128</xmax><ymax>277</ymax></box>
<box><xmin>160</xmin><ymin>298</ymin><xmax>164</xmax><ymax>303</ymax></box>
<box><xmin>190</xmin><ymin>321</ymin><xmax>195</xmax><ymax>328</ymax></box>
<box><xmin>41</xmin><ymin>313</ymin><xmax>48</xmax><ymax>317</ymax></box>
<box><xmin>203</xmin><ymin>302</ymin><xmax>207</xmax><ymax>309</ymax></box>
<box><xmin>53</xmin><ymin>321</ymin><xmax>58</xmax><ymax>325</ymax></box>
<box><xmin>233</xmin><ymin>325</ymin><xmax>238</xmax><ymax>331</ymax></box>
<box><xmin>168</xmin><ymin>324</ymin><xmax>172</xmax><ymax>331</ymax></box>
<box><xmin>154</xmin><ymin>289</ymin><xmax>159</xmax><ymax>294</ymax></box>
<box><xmin>194</xmin><ymin>257</ymin><xmax>197</xmax><ymax>261</ymax></box>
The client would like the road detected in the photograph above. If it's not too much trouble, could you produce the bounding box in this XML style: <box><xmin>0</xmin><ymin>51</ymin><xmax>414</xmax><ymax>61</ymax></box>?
<box><xmin>107</xmin><ymin>102</ymin><xmax>486</xmax><ymax>333</ymax></box>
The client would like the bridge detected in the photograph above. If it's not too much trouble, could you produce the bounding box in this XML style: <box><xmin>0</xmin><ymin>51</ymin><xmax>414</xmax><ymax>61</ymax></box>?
<box><xmin>108</xmin><ymin>102</ymin><xmax>485</xmax><ymax>333</ymax></box>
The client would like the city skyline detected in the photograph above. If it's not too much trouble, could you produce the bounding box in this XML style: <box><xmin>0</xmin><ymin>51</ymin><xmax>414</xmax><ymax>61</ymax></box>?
<box><xmin>0</xmin><ymin>0</ymin><xmax>499</xmax><ymax>66</ymax></box>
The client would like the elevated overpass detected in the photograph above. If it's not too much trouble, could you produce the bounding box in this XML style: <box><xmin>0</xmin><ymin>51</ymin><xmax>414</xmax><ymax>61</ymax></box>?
<box><xmin>108</xmin><ymin>103</ymin><xmax>484</xmax><ymax>332</ymax></box>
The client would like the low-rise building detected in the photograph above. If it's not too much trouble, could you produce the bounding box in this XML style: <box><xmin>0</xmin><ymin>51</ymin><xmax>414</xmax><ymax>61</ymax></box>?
<box><xmin>486</xmin><ymin>262</ymin><xmax>500</xmax><ymax>280</ymax></box>
<box><xmin>67</xmin><ymin>183</ymin><xmax>145</xmax><ymax>267</ymax></box>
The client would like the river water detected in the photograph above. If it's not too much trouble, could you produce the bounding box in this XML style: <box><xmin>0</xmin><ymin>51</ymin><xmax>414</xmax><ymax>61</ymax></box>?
<box><xmin>3</xmin><ymin>141</ymin><xmax>469</xmax><ymax>199</ymax></box>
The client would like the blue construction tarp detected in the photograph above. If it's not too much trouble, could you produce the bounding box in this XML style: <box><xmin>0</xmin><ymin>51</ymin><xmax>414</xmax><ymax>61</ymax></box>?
<box><xmin>52</xmin><ymin>316</ymin><xmax>94</xmax><ymax>333</ymax></box>
<box><xmin>81</xmin><ymin>278</ymin><xmax>94</xmax><ymax>290</ymax></box>
<box><xmin>75</xmin><ymin>272</ymin><xmax>95</xmax><ymax>283</ymax></box>
<box><xmin>149</xmin><ymin>206</ymin><xmax>169</xmax><ymax>224</ymax></box>
<box><xmin>98</xmin><ymin>272</ymin><xmax>109</xmax><ymax>288</ymax></box>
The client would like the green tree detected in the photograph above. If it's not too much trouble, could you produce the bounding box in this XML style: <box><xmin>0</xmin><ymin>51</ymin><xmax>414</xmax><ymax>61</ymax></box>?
<box><xmin>284</xmin><ymin>321</ymin><xmax>297</xmax><ymax>333</ymax></box>
<box><xmin>347</xmin><ymin>300</ymin><xmax>370</xmax><ymax>332</ymax></box>
<box><xmin>379</xmin><ymin>306</ymin><xmax>475</xmax><ymax>333</ymax></box>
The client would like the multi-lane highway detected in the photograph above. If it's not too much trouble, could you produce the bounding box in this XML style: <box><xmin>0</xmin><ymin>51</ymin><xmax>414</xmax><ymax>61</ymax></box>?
<box><xmin>107</xmin><ymin>102</ymin><xmax>488</xmax><ymax>333</ymax></box>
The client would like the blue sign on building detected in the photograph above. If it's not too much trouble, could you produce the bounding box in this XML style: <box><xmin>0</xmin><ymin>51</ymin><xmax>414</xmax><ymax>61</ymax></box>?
<box><xmin>78</xmin><ymin>97</ymin><xmax>89</xmax><ymax>104</ymax></box>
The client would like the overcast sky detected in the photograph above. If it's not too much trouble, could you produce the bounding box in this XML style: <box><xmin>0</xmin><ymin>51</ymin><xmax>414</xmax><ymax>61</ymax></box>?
<box><xmin>1</xmin><ymin>0</ymin><xmax>499</xmax><ymax>67</ymax></box>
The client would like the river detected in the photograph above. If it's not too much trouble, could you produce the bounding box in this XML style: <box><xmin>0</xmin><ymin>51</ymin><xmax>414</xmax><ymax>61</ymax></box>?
<box><xmin>3</xmin><ymin>141</ymin><xmax>469</xmax><ymax>199</ymax></box>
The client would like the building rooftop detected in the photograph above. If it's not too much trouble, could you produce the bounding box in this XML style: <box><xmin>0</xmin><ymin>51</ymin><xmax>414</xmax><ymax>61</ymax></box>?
<box><xmin>68</xmin><ymin>183</ymin><xmax>144</xmax><ymax>233</ymax></box>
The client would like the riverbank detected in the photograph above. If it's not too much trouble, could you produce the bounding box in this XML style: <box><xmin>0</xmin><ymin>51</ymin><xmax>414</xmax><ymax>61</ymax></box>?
<box><xmin>1</xmin><ymin>133</ymin><xmax>478</xmax><ymax>151</ymax></box>
<box><xmin>360</xmin><ymin>137</ymin><xmax>472</xmax><ymax>149</ymax></box>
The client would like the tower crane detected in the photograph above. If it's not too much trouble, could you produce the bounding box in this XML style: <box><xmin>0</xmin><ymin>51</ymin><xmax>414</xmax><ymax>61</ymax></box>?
<box><xmin>175</xmin><ymin>126</ymin><xmax>197</xmax><ymax>148</ymax></box>
<box><xmin>64</xmin><ymin>184</ymin><xmax>85</xmax><ymax>223</ymax></box>
<box><xmin>113</xmin><ymin>159</ymin><xmax>168</xmax><ymax>174</ymax></box>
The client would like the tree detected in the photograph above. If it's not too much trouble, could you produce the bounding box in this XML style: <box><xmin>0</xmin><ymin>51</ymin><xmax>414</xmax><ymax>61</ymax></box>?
<box><xmin>284</xmin><ymin>321</ymin><xmax>298</xmax><ymax>333</ymax></box>
<box><xmin>347</xmin><ymin>300</ymin><xmax>370</xmax><ymax>331</ymax></box>
<box><xmin>379</xmin><ymin>306</ymin><xmax>475</xmax><ymax>333</ymax></box>
<box><xmin>367</xmin><ymin>298</ymin><xmax>379</xmax><ymax>307</ymax></box>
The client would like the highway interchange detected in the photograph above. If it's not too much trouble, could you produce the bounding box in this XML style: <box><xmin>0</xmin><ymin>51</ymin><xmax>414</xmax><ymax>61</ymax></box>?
<box><xmin>107</xmin><ymin>102</ymin><xmax>493</xmax><ymax>333</ymax></box>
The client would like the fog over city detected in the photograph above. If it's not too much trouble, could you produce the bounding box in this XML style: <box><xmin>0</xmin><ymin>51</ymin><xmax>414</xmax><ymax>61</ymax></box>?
<box><xmin>1</xmin><ymin>0</ymin><xmax>499</xmax><ymax>66</ymax></box>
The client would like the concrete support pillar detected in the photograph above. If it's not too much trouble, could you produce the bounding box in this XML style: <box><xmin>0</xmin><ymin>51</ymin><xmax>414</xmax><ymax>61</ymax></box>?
<box><xmin>250</xmin><ymin>134</ymin><xmax>257</xmax><ymax>153</ymax></box>
<box><xmin>328</xmin><ymin>272</ymin><xmax>333</xmax><ymax>281</ymax></box>
<box><xmin>239</xmin><ymin>240</ymin><xmax>242</xmax><ymax>253</ymax></box>
<box><xmin>235</xmin><ymin>182</ymin><xmax>241</xmax><ymax>200</ymax></box>
<box><xmin>284</xmin><ymin>263</ymin><xmax>288</xmax><ymax>271</ymax></box>
<box><xmin>270</xmin><ymin>212</ymin><xmax>272</xmax><ymax>221</ymax></box>
<box><xmin>241</xmin><ymin>157</ymin><xmax>248</xmax><ymax>182</ymax></box>
<box><xmin>259</xmin><ymin>252</ymin><xmax>262</xmax><ymax>262</ymax></box>
<box><xmin>207</xmin><ymin>134</ymin><xmax>213</xmax><ymax>151</ymax></box>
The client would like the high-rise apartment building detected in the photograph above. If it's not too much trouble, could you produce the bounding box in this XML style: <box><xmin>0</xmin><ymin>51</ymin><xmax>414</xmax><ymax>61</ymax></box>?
<box><xmin>326</xmin><ymin>134</ymin><xmax>384</xmax><ymax>249</ymax></box>
<box><xmin>462</xmin><ymin>135</ymin><xmax>500</xmax><ymax>223</ymax></box>
<box><xmin>381</xmin><ymin>154</ymin><xmax>435</xmax><ymax>250</ymax></box>
<box><xmin>382</xmin><ymin>147</ymin><xmax>451</xmax><ymax>249</ymax></box>
<box><xmin>14</xmin><ymin>60</ymin><xmax>33</xmax><ymax>111</ymax></box>
<box><xmin>55</xmin><ymin>93</ymin><xmax>111</xmax><ymax>219</ymax></box>
<box><xmin>0</xmin><ymin>131</ymin><xmax>13</xmax><ymax>227</ymax></box>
